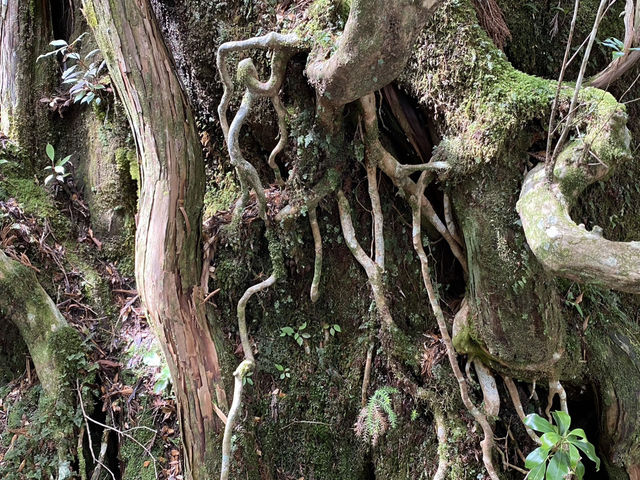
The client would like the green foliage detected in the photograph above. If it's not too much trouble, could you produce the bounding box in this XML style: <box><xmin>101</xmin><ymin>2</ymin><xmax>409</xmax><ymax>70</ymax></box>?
<box><xmin>37</xmin><ymin>33</ymin><xmax>110</xmax><ymax>106</ymax></box>
<box><xmin>274</xmin><ymin>363</ymin><xmax>291</xmax><ymax>380</ymax></box>
<box><xmin>322</xmin><ymin>323</ymin><xmax>342</xmax><ymax>336</ymax></box>
<box><xmin>280</xmin><ymin>322</ymin><xmax>311</xmax><ymax>347</ymax></box>
<box><xmin>354</xmin><ymin>387</ymin><xmax>398</xmax><ymax>446</ymax></box>
<box><xmin>524</xmin><ymin>411</ymin><xmax>600</xmax><ymax>480</ymax></box>
<box><xmin>43</xmin><ymin>143</ymin><xmax>72</xmax><ymax>186</ymax></box>
<box><xmin>601</xmin><ymin>37</ymin><xmax>640</xmax><ymax>59</ymax></box>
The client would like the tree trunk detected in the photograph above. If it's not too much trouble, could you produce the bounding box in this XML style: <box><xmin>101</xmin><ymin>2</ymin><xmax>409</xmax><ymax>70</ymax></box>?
<box><xmin>81</xmin><ymin>2</ymin><xmax>227</xmax><ymax>478</ymax></box>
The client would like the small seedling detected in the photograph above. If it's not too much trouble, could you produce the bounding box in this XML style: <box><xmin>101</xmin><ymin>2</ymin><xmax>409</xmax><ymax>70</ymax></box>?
<box><xmin>280</xmin><ymin>322</ymin><xmax>311</xmax><ymax>346</ymax></box>
<box><xmin>323</xmin><ymin>323</ymin><xmax>342</xmax><ymax>336</ymax></box>
<box><xmin>274</xmin><ymin>364</ymin><xmax>291</xmax><ymax>379</ymax></box>
<box><xmin>43</xmin><ymin>143</ymin><xmax>72</xmax><ymax>186</ymax></box>
<box><xmin>242</xmin><ymin>370</ymin><xmax>254</xmax><ymax>386</ymax></box>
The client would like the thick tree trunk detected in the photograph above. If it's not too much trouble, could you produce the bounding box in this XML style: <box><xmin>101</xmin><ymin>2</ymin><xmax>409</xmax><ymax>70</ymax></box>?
<box><xmin>0</xmin><ymin>0</ymin><xmax>53</xmax><ymax>154</ymax></box>
<box><xmin>81</xmin><ymin>2</ymin><xmax>227</xmax><ymax>478</ymax></box>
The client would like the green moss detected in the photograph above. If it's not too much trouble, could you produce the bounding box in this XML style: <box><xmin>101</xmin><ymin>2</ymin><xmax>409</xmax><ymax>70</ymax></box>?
<box><xmin>203</xmin><ymin>171</ymin><xmax>239</xmax><ymax>219</ymax></box>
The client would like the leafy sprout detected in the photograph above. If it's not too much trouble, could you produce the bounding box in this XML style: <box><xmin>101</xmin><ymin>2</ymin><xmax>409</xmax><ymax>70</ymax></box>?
<box><xmin>43</xmin><ymin>143</ymin><xmax>72</xmax><ymax>186</ymax></box>
<box><xmin>601</xmin><ymin>37</ymin><xmax>640</xmax><ymax>60</ymax></box>
<box><xmin>279</xmin><ymin>322</ymin><xmax>311</xmax><ymax>346</ymax></box>
<box><xmin>37</xmin><ymin>33</ymin><xmax>109</xmax><ymax>107</ymax></box>
<box><xmin>524</xmin><ymin>411</ymin><xmax>600</xmax><ymax>480</ymax></box>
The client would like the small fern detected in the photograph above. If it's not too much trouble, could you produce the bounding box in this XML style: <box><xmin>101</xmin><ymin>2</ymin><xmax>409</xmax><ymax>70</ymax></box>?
<box><xmin>354</xmin><ymin>387</ymin><xmax>398</xmax><ymax>446</ymax></box>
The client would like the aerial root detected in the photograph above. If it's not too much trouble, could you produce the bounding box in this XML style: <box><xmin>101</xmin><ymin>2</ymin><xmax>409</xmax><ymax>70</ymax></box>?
<box><xmin>474</xmin><ymin>359</ymin><xmax>500</xmax><ymax>417</ymax></box>
<box><xmin>217</xmin><ymin>33</ymin><xmax>301</xmax><ymax>219</ymax></box>
<box><xmin>361</xmin><ymin>342</ymin><xmax>375</xmax><ymax>407</ymax></box>
<box><xmin>358</xmin><ymin>93</ymin><xmax>468</xmax><ymax>273</ymax></box>
<box><xmin>432</xmin><ymin>410</ymin><xmax>449</xmax><ymax>480</ymax></box>
<box><xmin>221</xmin><ymin>273</ymin><xmax>278</xmax><ymax>480</ymax></box>
<box><xmin>443</xmin><ymin>193</ymin><xmax>462</xmax><ymax>246</ymax></box>
<box><xmin>503</xmin><ymin>375</ymin><xmax>541</xmax><ymax>444</ymax></box>
<box><xmin>546</xmin><ymin>379</ymin><xmax>568</xmax><ymax>419</ymax></box>
<box><xmin>410</xmin><ymin>171</ymin><xmax>499</xmax><ymax>480</ymax></box>
<box><xmin>308</xmin><ymin>205</ymin><xmax>323</xmax><ymax>303</ymax></box>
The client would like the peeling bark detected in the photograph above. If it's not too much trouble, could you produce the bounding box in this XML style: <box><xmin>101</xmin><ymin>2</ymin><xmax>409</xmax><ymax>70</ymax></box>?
<box><xmin>82</xmin><ymin>2</ymin><xmax>226</xmax><ymax>478</ymax></box>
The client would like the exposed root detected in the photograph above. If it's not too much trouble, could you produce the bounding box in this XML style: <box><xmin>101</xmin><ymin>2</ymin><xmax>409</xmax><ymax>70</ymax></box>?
<box><xmin>443</xmin><ymin>193</ymin><xmax>462</xmax><ymax>246</ymax></box>
<box><xmin>221</xmin><ymin>273</ymin><xmax>278</xmax><ymax>480</ymax></box>
<box><xmin>503</xmin><ymin>376</ymin><xmax>541</xmax><ymax>444</ymax></box>
<box><xmin>432</xmin><ymin>410</ymin><xmax>449</xmax><ymax>480</ymax></box>
<box><xmin>410</xmin><ymin>172</ymin><xmax>499</xmax><ymax>480</ymax></box>
<box><xmin>367</xmin><ymin>162</ymin><xmax>385</xmax><ymax>268</ymax></box>
<box><xmin>217</xmin><ymin>32</ymin><xmax>300</xmax><ymax>138</ymax></box>
<box><xmin>359</xmin><ymin>94</ymin><xmax>468</xmax><ymax>273</ymax></box>
<box><xmin>545</xmin><ymin>379</ymin><xmax>568</xmax><ymax>419</ymax></box>
<box><xmin>308</xmin><ymin>205</ymin><xmax>323</xmax><ymax>303</ymax></box>
<box><xmin>361</xmin><ymin>342</ymin><xmax>375</xmax><ymax>407</ymax></box>
<box><xmin>474</xmin><ymin>359</ymin><xmax>500</xmax><ymax>418</ymax></box>
<box><xmin>220</xmin><ymin>359</ymin><xmax>254</xmax><ymax>480</ymax></box>
<box><xmin>217</xmin><ymin>33</ymin><xmax>301</xmax><ymax>218</ymax></box>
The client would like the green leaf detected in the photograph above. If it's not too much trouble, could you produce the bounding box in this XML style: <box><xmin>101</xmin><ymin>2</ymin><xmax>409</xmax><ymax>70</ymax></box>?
<box><xmin>46</xmin><ymin>143</ymin><xmax>55</xmax><ymax>161</ymax></box>
<box><xmin>275</xmin><ymin>364</ymin><xmax>284</xmax><ymax>371</ymax></box>
<box><xmin>569</xmin><ymin>444</ymin><xmax>581</xmax><ymax>469</ymax></box>
<box><xmin>546</xmin><ymin>451</ymin><xmax>570</xmax><ymax>480</ymax></box>
<box><xmin>54</xmin><ymin>165</ymin><xmax>65</xmax><ymax>174</ymax></box>
<box><xmin>525</xmin><ymin>447</ymin><xmax>549</xmax><ymax>469</ymax></box>
<box><xmin>527</xmin><ymin>461</ymin><xmax>546</xmax><ymax>480</ymax></box>
<box><xmin>49</xmin><ymin>39</ymin><xmax>68</xmax><ymax>47</ymax></box>
<box><xmin>541</xmin><ymin>432</ymin><xmax>561</xmax><ymax>450</ymax></box>
<box><xmin>333</xmin><ymin>324</ymin><xmax>341</xmax><ymax>332</ymax></box>
<box><xmin>301</xmin><ymin>333</ymin><xmax>311</xmax><ymax>339</ymax></box>
<box><xmin>575</xmin><ymin>461</ymin><xmax>585</xmax><ymax>480</ymax></box>
<box><xmin>568</xmin><ymin>428</ymin><xmax>586</xmax><ymax>440</ymax></box>
<box><xmin>524</xmin><ymin>413</ymin><xmax>556</xmax><ymax>434</ymax></box>
<box><xmin>571</xmin><ymin>440</ymin><xmax>600</xmax><ymax>470</ymax></box>
<box><xmin>299</xmin><ymin>322</ymin><xmax>307</xmax><ymax>330</ymax></box>
<box><xmin>280</xmin><ymin>327</ymin><xmax>294</xmax><ymax>336</ymax></box>
<box><xmin>552</xmin><ymin>411</ymin><xmax>571</xmax><ymax>435</ymax></box>
<box><xmin>44</xmin><ymin>174</ymin><xmax>55</xmax><ymax>185</ymax></box>
<box><xmin>296</xmin><ymin>336</ymin><xmax>303</xmax><ymax>346</ymax></box>
<box><xmin>58</xmin><ymin>155</ymin><xmax>72</xmax><ymax>167</ymax></box>
<box><xmin>280</xmin><ymin>373</ymin><xmax>285</xmax><ymax>379</ymax></box>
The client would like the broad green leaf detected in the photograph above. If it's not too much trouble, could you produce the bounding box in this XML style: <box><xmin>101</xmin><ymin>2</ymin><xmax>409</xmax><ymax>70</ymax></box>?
<box><xmin>525</xmin><ymin>447</ymin><xmax>549</xmax><ymax>469</ymax></box>
<box><xmin>58</xmin><ymin>155</ymin><xmax>72</xmax><ymax>167</ymax></box>
<box><xmin>546</xmin><ymin>451</ymin><xmax>570</xmax><ymax>480</ymax></box>
<box><xmin>572</xmin><ymin>440</ymin><xmax>600</xmax><ymax>470</ymax></box>
<box><xmin>552</xmin><ymin>411</ymin><xmax>571</xmax><ymax>435</ymax></box>
<box><xmin>333</xmin><ymin>324</ymin><xmax>342</xmax><ymax>332</ymax></box>
<box><xmin>299</xmin><ymin>322</ymin><xmax>307</xmax><ymax>330</ymax></box>
<box><xmin>280</xmin><ymin>327</ymin><xmax>294</xmax><ymax>336</ymax></box>
<box><xmin>568</xmin><ymin>428</ymin><xmax>586</xmax><ymax>440</ymax></box>
<box><xmin>569</xmin><ymin>444</ymin><xmax>581</xmax><ymax>469</ymax></box>
<box><xmin>575</xmin><ymin>461</ymin><xmax>585</xmax><ymax>480</ymax></box>
<box><xmin>526</xmin><ymin>461</ymin><xmax>546</xmax><ymax>480</ymax></box>
<box><xmin>296</xmin><ymin>336</ymin><xmax>303</xmax><ymax>346</ymax></box>
<box><xmin>524</xmin><ymin>413</ymin><xmax>556</xmax><ymax>434</ymax></box>
<box><xmin>274</xmin><ymin>364</ymin><xmax>284</xmax><ymax>371</ymax></box>
<box><xmin>541</xmin><ymin>432</ymin><xmax>561</xmax><ymax>450</ymax></box>
<box><xmin>46</xmin><ymin>143</ymin><xmax>55</xmax><ymax>161</ymax></box>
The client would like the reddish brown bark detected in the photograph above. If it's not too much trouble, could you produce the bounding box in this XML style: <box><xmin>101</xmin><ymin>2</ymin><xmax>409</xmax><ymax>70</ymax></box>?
<box><xmin>81</xmin><ymin>1</ymin><xmax>227</xmax><ymax>478</ymax></box>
